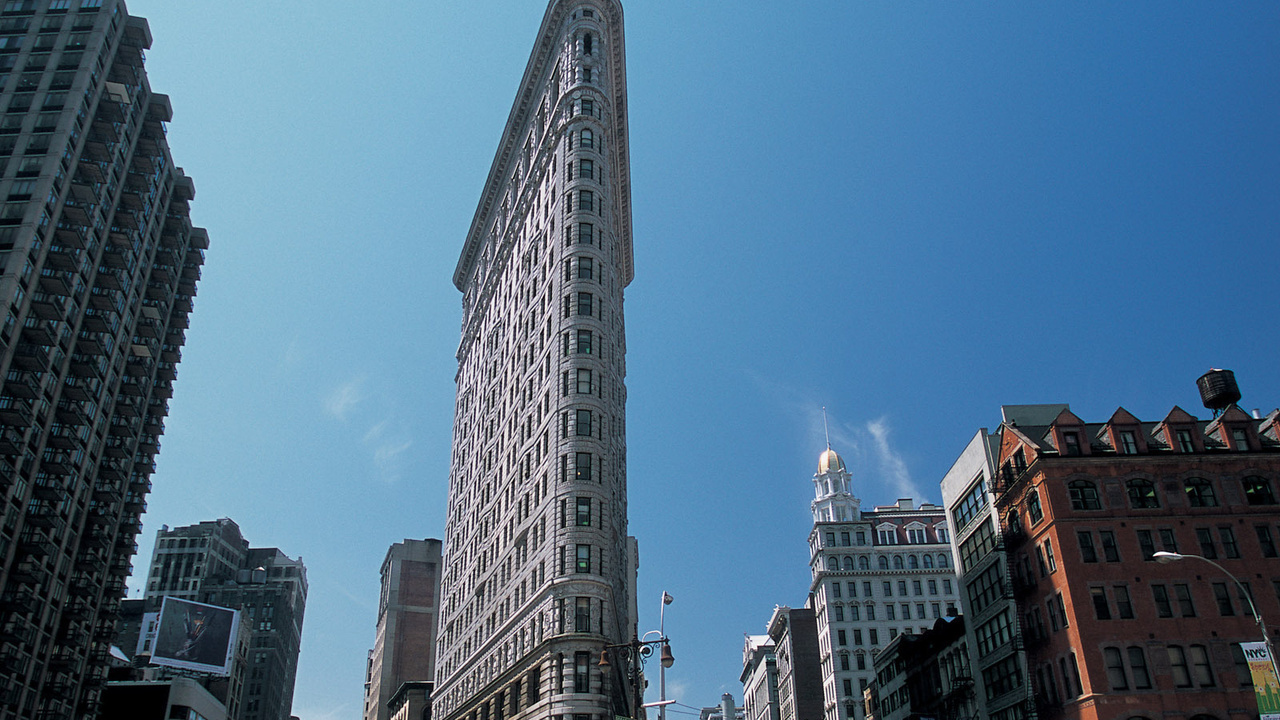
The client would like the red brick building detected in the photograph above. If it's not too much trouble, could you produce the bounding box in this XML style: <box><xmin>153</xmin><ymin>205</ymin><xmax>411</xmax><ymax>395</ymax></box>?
<box><xmin>990</xmin><ymin>398</ymin><xmax>1280</xmax><ymax>720</ymax></box>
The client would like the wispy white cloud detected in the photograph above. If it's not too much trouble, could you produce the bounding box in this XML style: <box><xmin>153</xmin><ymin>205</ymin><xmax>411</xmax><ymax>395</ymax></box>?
<box><xmin>324</xmin><ymin>376</ymin><xmax>366</xmax><ymax>420</ymax></box>
<box><xmin>362</xmin><ymin>418</ymin><xmax>412</xmax><ymax>483</ymax></box>
<box><xmin>865</xmin><ymin>417</ymin><xmax>924</xmax><ymax>501</ymax></box>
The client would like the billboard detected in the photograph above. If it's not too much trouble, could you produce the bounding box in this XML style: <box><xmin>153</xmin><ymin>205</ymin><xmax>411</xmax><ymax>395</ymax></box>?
<box><xmin>1242</xmin><ymin>642</ymin><xmax>1280</xmax><ymax>720</ymax></box>
<box><xmin>149</xmin><ymin>596</ymin><xmax>239</xmax><ymax>676</ymax></box>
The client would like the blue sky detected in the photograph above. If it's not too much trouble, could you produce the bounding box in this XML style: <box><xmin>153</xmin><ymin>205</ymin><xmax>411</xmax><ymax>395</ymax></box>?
<box><xmin>120</xmin><ymin>1</ymin><xmax>1280</xmax><ymax>718</ymax></box>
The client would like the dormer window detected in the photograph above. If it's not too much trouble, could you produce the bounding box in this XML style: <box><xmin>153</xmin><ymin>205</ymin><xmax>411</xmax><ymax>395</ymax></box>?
<box><xmin>1175</xmin><ymin>429</ymin><xmax>1195</xmax><ymax>452</ymax></box>
<box><xmin>1119</xmin><ymin>430</ymin><xmax>1138</xmax><ymax>455</ymax></box>
<box><xmin>1232</xmin><ymin>428</ymin><xmax>1249</xmax><ymax>451</ymax></box>
<box><xmin>1062</xmin><ymin>431</ymin><xmax>1081</xmax><ymax>456</ymax></box>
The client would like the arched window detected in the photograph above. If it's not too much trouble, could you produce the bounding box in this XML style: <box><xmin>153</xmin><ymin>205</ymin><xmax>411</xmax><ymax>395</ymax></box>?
<box><xmin>892</xmin><ymin>556</ymin><xmax>904</xmax><ymax>569</ymax></box>
<box><xmin>1027</xmin><ymin>489</ymin><xmax>1044</xmax><ymax>524</ymax></box>
<box><xmin>842</xmin><ymin>556</ymin><xmax>854</xmax><ymax>571</ymax></box>
<box><xmin>1183</xmin><ymin>477</ymin><xmax>1218</xmax><ymax>507</ymax></box>
<box><xmin>858</xmin><ymin>556</ymin><xmax>870</xmax><ymax>570</ymax></box>
<box><xmin>827</xmin><ymin>557</ymin><xmax>838</xmax><ymax>571</ymax></box>
<box><xmin>1244</xmin><ymin>476</ymin><xmax>1278</xmax><ymax>506</ymax></box>
<box><xmin>580</xmin><ymin>128</ymin><xmax>594</xmax><ymax>149</ymax></box>
<box><xmin>922</xmin><ymin>555</ymin><xmax>934</xmax><ymax>569</ymax></box>
<box><xmin>1068</xmin><ymin>480</ymin><xmax>1101</xmax><ymax>510</ymax></box>
<box><xmin>937</xmin><ymin>554</ymin><xmax>949</xmax><ymax>568</ymax></box>
<box><xmin>907</xmin><ymin>555</ymin><xmax>919</xmax><ymax>569</ymax></box>
<box><xmin>1127</xmin><ymin>479</ymin><xmax>1160</xmax><ymax>509</ymax></box>
<box><xmin>878</xmin><ymin>556</ymin><xmax>889</xmax><ymax>570</ymax></box>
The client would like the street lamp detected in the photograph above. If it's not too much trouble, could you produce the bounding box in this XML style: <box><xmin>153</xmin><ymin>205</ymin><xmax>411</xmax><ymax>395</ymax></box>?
<box><xmin>598</xmin><ymin>592</ymin><xmax>676</xmax><ymax>720</ymax></box>
<box><xmin>598</xmin><ymin>636</ymin><xmax>674</xmax><ymax>719</ymax></box>
<box><xmin>1153</xmin><ymin>551</ymin><xmax>1279</xmax><ymax>678</ymax></box>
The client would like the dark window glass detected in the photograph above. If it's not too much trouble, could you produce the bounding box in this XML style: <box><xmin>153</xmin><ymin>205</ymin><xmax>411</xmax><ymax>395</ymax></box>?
<box><xmin>1091</xmin><ymin>587</ymin><xmax>1111</xmax><ymax>620</ymax></box>
<box><xmin>1127</xmin><ymin>479</ymin><xmax>1159</xmax><ymax>509</ymax></box>
<box><xmin>1077</xmin><ymin>531</ymin><xmax>1097</xmax><ymax>563</ymax></box>
<box><xmin>1184</xmin><ymin>477</ymin><xmax>1218</xmax><ymax>507</ymax></box>
<box><xmin>1069</xmin><ymin>480</ymin><xmax>1101</xmax><ymax>510</ymax></box>
<box><xmin>1100</xmin><ymin>530</ymin><xmax>1120</xmax><ymax>562</ymax></box>
<box><xmin>1128</xmin><ymin>647</ymin><xmax>1152</xmax><ymax>689</ymax></box>
<box><xmin>1244</xmin><ymin>476</ymin><xmax>1277</xmax><ymax>505</ymax></box>
<box><xmin>1104</xmin><ymin>647</ymin><xmax>1127</xmax><ymax>689</ymax></box>
<box><xmin>1028</xmin><ymin>490</ymin><xmax>1043</xmax><ymax>524</ymax></box>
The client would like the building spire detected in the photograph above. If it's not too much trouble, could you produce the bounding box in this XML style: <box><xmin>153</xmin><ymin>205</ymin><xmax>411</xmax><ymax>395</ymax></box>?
<box><xmin>822</xmin><ymin>407</ymin><xmax>831</xmax><ymax>450</ymax></box>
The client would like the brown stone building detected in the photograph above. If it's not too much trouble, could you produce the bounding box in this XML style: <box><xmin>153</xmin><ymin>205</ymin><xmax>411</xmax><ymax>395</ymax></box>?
<box><xmin>364</xmin><ymin>539</ymin><xmax>442</xmax><ymax>720</ymax></box>
<box><xmin>990</xmin><ymin>392</ymin><xmax>1280</xmax><ymax>720</ymax></box>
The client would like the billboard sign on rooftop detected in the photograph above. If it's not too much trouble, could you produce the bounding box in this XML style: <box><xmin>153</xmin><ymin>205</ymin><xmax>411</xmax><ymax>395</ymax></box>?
<box><xmin>150</xmin><ymin>596</ymin><xmax>239</xmax><ymax>676</ymax></box>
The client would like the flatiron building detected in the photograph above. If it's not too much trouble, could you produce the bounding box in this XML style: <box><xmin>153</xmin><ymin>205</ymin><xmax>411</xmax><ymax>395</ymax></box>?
<box><xmin>433</xmin><ymin>2</ymin><xmax>637</xmax><ymax>720</ymax></box>
<box><xmin>0</xmin><ymin>1</ymin><xmax>206</xmax><ymax>717</ymax></box>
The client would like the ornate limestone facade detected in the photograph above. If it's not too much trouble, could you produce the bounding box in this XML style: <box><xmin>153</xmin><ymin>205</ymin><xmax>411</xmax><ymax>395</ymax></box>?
<box><xmin>434</xmin><ymin>4</ymin><xmax>637</xmax><ymax>720</ymax></box>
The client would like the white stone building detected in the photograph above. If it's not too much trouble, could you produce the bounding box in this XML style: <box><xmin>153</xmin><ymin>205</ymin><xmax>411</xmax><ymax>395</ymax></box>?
<box><xmin>805</xmin><ymin>449</ymin><xmax>960</xmax><ymax>720</ymax></box>
<box><xmin>433</xmin><ymin>3</ymin><xmax>638</xmax><ymax>720</ymax></box>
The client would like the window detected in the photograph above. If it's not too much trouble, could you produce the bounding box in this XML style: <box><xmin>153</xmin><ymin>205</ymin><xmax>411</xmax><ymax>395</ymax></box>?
<box><xmin>867</xmin><ymin>606</ymin><xmax>876</xmax><ymax>621</ymax></box>
<box><xmin>579</xmin><ymin>158</ymin><xmax>593</xmax><ymax>180</ymax></box>
<box><xmin>1152</xmin><ymin>584</ymin><xmax>1173</xmax><ymax>618</ymax></box>
<box><xmin>582</xmin><ymin>66</ymin><xmax>592</xmax><ymax>83</ymax></box>
<box><xmin>839</xmin><ymin>653</ymin><xmax>848</xmax><ymax>670</ymax></box>
<box><xmin>856</xmin><ymin>531</ymin><xmax>866</xmax><ymax>545</ymax></box>
<box><xmin>1258</xmin><ymin>525</ymin><xmax>1278</xmax><ymax>558</ymax></box>
<box><xmin>849</xmin><ymin>606</ymin><xmax>859</xmax><ymax>621</ymax></box>
<box><xmin>578</xmin><ymin>222</ymin><xmax>594</xmax><ymax>245</ymax></box>
<box><xmin>883</xmin><ymin>581</ymin><xmax>892</xmax><ymax>597</ymax></box>
<box><xmin>1062</xmin><ymin>431</ymin><xmax>1081</xmax><ymax>456</ymax></box>
<box><xmin>575</xmin><ymin>452</ymin><xmax>592</xmax><ymax>482</ymax></box>
<box><xmin>576</xmin><ymin>329</ymin><xmax>592</xmax><ymax>354</ymax></box>
<box><xmin>575</xmin><ymin>597</ymin><xmax>590</xmax><ymax>632</ymax></box>
<box><xmin>575</xmin><ymin>409</ymin><xmax>591</xmax><ymax>436</ymax></box>
<box><xmin>1190</xmin><ymin>645</ymin><xmax>1215</xmax><ymax>687</ymax></box>
<box><xmin>578</xmin><ymin>256</ymin><xmax>593</xmax><ymax>279</ymax></box>
<box><xmin>857</xmin><ymin>653</ymin><xmax>866</xmax><ymax>670</ymax></box>
<box><xmin>912</xmin><ymin>580</ymin><xmax>922</xmax><ymax>596</ymax></box>
<box><xmin>1104</xmin><ymin>647</ymin><xmax>1128</xmax><ymax>689</ymax></box>
<box><xmin>898</xmin><ymin>580</ymin><xmax>908</xmax><ymax>596</ymax></box>
<box><xmin>1159</xmin><ymin>528</ymin><xmax>1178</xmax><ymax>553</ymax></box>
<box><xmin>834</xmin><ymin>605</ymin><xmax>844</xmax><ymax>621</ymax></box>
<box><xmin>878</xmin><ymin>528</ymin><xmax>897</xmax><ymax>545</ymax></box>
<box><xmin>582</xmin><ymin>33</ymin><xmax>593</xmax><ymax>55</ymax></box>
<box><xmin>1173</xmin><ymin>584</ymin><xmax>1196</xmax><ymax>617</ymax></box>
<box><xmin>1175</xmin><ymin>429</ymin><xmax>1196</xmax><ymax>452</ymax></box>
<box><xmin>1127</xmin><ymin>479</ymin><xmax>1159</xmax><ymax>509</ymax></box>
<box><xmin>1027</xmin><ymin>490</ymin><xmax>1043</xmax><ymax>524</ymax></box>
<box><xmin>1044</xmin><ymin>540</ymin><xmax>1057</xmax><ymax>573</ymax></box>
<box><xmin>954</xmin><ymin>477</ymin><xmax>989</xmax><ymax>530</ymax></box>
<box><xmin>576</xmin><ymin>368</ymin><xmax>592</xmax><ymax>394</ymax></box>
<box><xmin>922</xmin><ymin>554</ymin><xmax>933</xmax><ymax>568</ymax></box>
<box><xmin>1196</xmin><ymin>528</ymin><xmax>1217</xmax><ymax>559</ymax></box>
<box><xmin>877</xmin><ymin>556</ymin><xmax>888</xmax><ymax>570</ymax></box>
<box><xmin>580</xmin><ymin>128</ymin><xmax>593</xmax><ymax>148</ymax></box>
<box><xmin>840</xmin><ymin>531</ymin><xmax>850</xmax><ymax>546</ymax></box>
<box><xmin>1244</xmin><ymin>476</ymin><xmax>1277</xmax><ymax>505</ymax></box>
<box><xmin>908</xmin><ymin>555</ymin><xmax>919</xmax><ymax>569</ymax></box>
<box><xmin>842</xmin><ymin>678</ymin><xmax>851</xmax><ymax>696</ymax></box>
<box><xmin>906</xmin><ymin>527</ymin><xmax>926</xmax><ymax>544</ymax></box>
<box><xmin>1184</xmin><ymin>477</ymin><xmax>1218</xmax><ymax>507</ymax></box>
<box><xmin>1213</xmin><ymin>582</ymin><xmax>1235</xmax><ymax>616</ymax></box>
<box><xmin>1137</xmin><ymin>530</ymin><xmax>1156</xmax><ymax>560</ymax></box>
<box><xmin>1167</xmin><ymin>645</ymin><xmax>1192</xmax><ymax>687</ymax></box>
<box><xmin>1128</xmin><ymin>647</ymin><xmax>1152</xmax><ymax>689</ymax></box>
<box><xmin>1233</xmin><ymin>428</ymin><xmax>1250</xmax><ymax>450</ymax></box>
<box><xmin>893</xmin><ymin>556</ymin><xmax>904</xmax><ymax>569</ymax></box>
<box><xmin>1078</xmin><ymin>531</ymin><xmax>1097</xmax><ymax>563</ymax></box>
<box><xmin>1119</xmin><ymin>430</ymin><xmax>1138</xmax><ymax>454</ymax></box>
<box><xmin>928</xmin><ymin>579</ymin><xmax>937</xmax><ymax>595</ymax></box>
<box><xmin>1069</xmin><ymin>480</ymin><xmax>1101</xmax><ymax>510</ymax></box>
<box><xmin>1100</xmin><ymin>530</ymin><xmax>1120</xmax><ymax>562</ymax></box>
<box><xmin>837</xmin><ymin>629</ymin><xmax>846</xmax><ymax>646</ymax></box>
<box><xmin>1091</xmin><ymin>587</ymin><xmax>1111</xmax><ymax>620</ymax></box>
<box><xmin>1232</xmin><ymin>644</ymin><xmax>1254</xmax><ymax>687</ymax></box>
<box><xmin>576</xmin><ymin>292</ymin><xmax>592</xmax><ymax>317</ymax></box>
<box><xmin>858</xmin><ymin>556</ymin><xmax>869</xmax><ymax>570</ymax></box>
<box><xmin>574</xmin><ymin>651</ymin><xmax>590</xmax><ymax>692</ymax></box>
<box><xmin>575</xmin><ymin>497</ymin><xmax>591</xmax><ymax>526</ymax></box>
<box><xmin>578</xmin><ymin>189</ymin><xmax>593</xmax><ymax>213</ymax></box>
<box><xmin>1116</xmin><ymin>584</ymin><xmax>1136</xmax><ymax>617</ymax></box>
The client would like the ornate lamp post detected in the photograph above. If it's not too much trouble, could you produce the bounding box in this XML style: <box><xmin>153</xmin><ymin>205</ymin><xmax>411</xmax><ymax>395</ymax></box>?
<box><xmin>598</xmin><ymin>592</ymin><xmax>676</xmax><ymax>720</ymax></box>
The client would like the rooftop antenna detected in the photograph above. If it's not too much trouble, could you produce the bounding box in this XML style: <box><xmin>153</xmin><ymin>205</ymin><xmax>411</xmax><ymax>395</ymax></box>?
<box><xmin>822</xmin><ymin>407</ymin><xmax>831</xmax><ymax>450</ymax></box>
